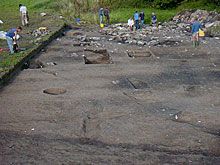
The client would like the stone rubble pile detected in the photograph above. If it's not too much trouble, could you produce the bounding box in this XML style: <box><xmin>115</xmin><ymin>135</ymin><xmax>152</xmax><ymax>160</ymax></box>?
<box><xmin>173</xmin><ymin>9</ymin><xmax>220</xmax><ymax>27</ymax></box>
<box><xmin>100</xmin><ymin>10</ymin><xmax>220</xmax><ymax>47</ymax></box>
<box><xmin>72</xmin><ymin>34</ymin><xmax>104</xmax><ymax>47</ymax></box>
<box><xmin>101</xmin><ymin>23</ymin><xmax>186</xmax><ymax>47</ymax></box>
<box><xmin>173</xmin><ymin>9</ymin><xmax>220</xmax><ymax>37</ymax></box>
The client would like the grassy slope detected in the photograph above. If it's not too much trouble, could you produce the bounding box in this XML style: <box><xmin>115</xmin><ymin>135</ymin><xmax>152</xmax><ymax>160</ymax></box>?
<box><xmin>177</xmin><ymin>0</ymin><xmax>220</xmax><ymax>12</ymax></box>
<box><xmin>0</xmin><ymin>0</ymin><xmax>63</xmax><ymax>73</ymax></box>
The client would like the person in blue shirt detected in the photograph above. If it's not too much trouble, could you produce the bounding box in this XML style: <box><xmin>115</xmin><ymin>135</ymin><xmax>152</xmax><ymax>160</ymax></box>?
<box><xmin>134</xmin><ymin>11</ymin><xmax>139</xmax><ymax>30</ymax></box>
<box><xmin>98</xmin><ymin>8</ymin><xmax>104</xmax><ymax>25</ymax></box>
<box><xmin>5</xmin><ymin>27</ymin><xmax>22</xmax><ymax>54</ymax></box>
<box><xmin>151</xmin><ymin>12</ymin><xmax>157</xmax><ymax>27</ymax></box>
<box><xmin>191</xmin><ymin>17</ymin><xmax>202</xmax><ymax>47</ymax></box>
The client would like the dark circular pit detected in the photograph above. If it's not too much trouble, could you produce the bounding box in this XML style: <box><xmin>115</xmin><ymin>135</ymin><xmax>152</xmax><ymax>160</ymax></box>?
<box><xmin>43</xmin><ymin>88</ymin><xmax>67</xmax><ymax>95</ymax></box>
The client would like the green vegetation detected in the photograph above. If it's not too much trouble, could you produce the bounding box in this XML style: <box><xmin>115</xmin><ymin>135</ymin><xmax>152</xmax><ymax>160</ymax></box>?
<box><xmin>1</xmin><ymin>0</ymin><xmax>220</xmax><ymax>78</ymax></box>
<box><xmin>110</xmin><ymin>8</ymin><xmax>176</xmax><ymax>23</ymax></box>
<box><xmin>0</xmin><ymin>0</ymin><xmax>64</xmax><ymax>75</ymax></box>
<box><xmin>177</xmin><ymin>0</ymin><xmax>220</xmax><ymax>12</ymax></box>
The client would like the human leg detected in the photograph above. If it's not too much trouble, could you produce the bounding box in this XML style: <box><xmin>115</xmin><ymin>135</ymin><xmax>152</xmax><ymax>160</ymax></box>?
<box><xmin>21</xmin><ymin>14</ymin><xmax>25</xmax><ymax>26</ymax></box>
<box><xmin>6</xmin><ymin>36</ymin><xmax>14</xmax><ymax>54</ymax></box>
<box><xmin>135</xmin><ymin>20</ymin><xmax>138</xmax><ymax>30</ymax></box>
<box><xmin>24</xmin><ymin>13</ymin><xmax>28</xmax><ymax>25</ymax></box>
<box><xmin>196</xmin><ymin>33</ymin><xmax>199</xmax><ymax>46</ymax></box>
<box><xmin>99</xmin><ymin>16</ymin><xmax>103</xmax><ymax>24</ymax></box>
<box><xmin>107</xmin><ymin>16</ymin><xmax>110</xmax><ymax>25</ymax></box>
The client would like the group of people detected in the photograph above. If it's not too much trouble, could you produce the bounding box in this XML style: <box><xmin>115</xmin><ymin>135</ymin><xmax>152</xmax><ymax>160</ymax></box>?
<box><xmin>128</xmin><ymin>11</ymin><xmax>157</xmax><ymax>31</ymax></box>
<box><xmin>99</xmin><ymin>7</ymin><xmax>110</xmax><ymax>26</ymax></box>
<box><xmin>5</xmin><ymin>4</ymin><xmax>28</xmax><ymax>54</ymax></box>
<box><xmin>5</xmin><ymin>4</ymin><xmax>204</xmax><ymax>55</ymax></box>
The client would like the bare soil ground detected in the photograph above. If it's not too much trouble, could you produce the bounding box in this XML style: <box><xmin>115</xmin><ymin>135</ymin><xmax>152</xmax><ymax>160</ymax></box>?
<box><xmin>0</xmin><ymin>26</ymin><xmax>220</xmax><ymax>164</ymax></box>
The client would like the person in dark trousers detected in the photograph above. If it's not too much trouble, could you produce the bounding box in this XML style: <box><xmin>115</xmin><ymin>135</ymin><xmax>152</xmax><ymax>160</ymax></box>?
<box><xmin>5</xmin><ymin>27</ymin><xmax>22</xmax><ymax>54</ymax></box>
<box><xmin>151</xmin><ymin>12</ymin><xmax>157</xmax><ymax>27</ymax></box>
<box><xmin>104</xmin><ymin>7</ymin><xmax>110</xmax><ymax>25</ymax></box>
<box><xmin>191</xmin><ymin>17</ymin><xmax>202</xmax><ymax>47</ymax></box>
<box><xmin>134</xmin><ymin>11</ymin><xmax>139</xmax><ymax>30</ymax></box>
<box><xmin>139</xmin><ymin>11</ymin><xmax>145</xmax><ymax>29</ymax></box>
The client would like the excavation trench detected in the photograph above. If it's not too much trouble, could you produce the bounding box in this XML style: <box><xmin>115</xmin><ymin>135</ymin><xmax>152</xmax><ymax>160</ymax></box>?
<box><xmin>1</xmin><ymin>25</ymin><xmax>220</xmax><ymax>164</ymax></box>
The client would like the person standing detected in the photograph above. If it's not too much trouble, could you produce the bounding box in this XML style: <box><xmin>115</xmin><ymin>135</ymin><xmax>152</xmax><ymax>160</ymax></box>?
<box><xmin>134</xmin><ymin>11</ymin><xmax>139</xmax><ymax>30</ymax></box>
<box><xmin>191</xmin><ymin>17</ymin><xmax>202</xmax><ymax>47</ymax></box>
<box><xmin>104</xmin><ymin>7</ymin><xmax>110</xmax><ymax>25</ymax></box>
<box><xmin>19</xmin><ymin>4</ymin><xmax>28</xmax><ymax>26</ymax></box>
<box><xmin>139</xmin><ymin>11</ymin><xmax>145</xmax><ymax>29</ymax></box>
<box><xmin>151</xmin><ymin>12</ymin><xmax>157</xmax><ymax>27</ymax></box>
<box><xmin>98</xmin><ymin>8</ymin><xmax>104</xmax><ymax>25</ymax></box>
<box><xmin>6</xmin><ymin>27</ymin><xmax>22</xmax><ymax>54</ymax></box>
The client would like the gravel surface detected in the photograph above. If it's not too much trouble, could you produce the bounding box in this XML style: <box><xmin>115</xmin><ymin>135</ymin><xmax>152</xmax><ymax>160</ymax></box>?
<box><xmin>0</xmin><ymin>25</ymin><xmax>220</xmax><ymax>164</ymax></box>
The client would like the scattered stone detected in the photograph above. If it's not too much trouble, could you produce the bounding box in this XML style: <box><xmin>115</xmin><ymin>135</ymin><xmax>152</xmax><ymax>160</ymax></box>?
<box><xmin>112</xmin><ymin>80</ymin><xmax>120</xmax><ymax>85</ymax></box>
<box><xmin>46</xmin><ymin>62</ymin><xmax>57</xmax><ymax>66</ymax></box>
<box><xmin>40</xmin><ymin>12</ymin><xmax>47</xmax><ymax>17</ymax></box>
<box><xmin>89</xmin><ymin>37</ymin><xmax>101</xmax><ymax>41</ymax></box>
<box><xmin>175</xmin><ymin>115</ymin><xmax>178</xmax><ymax>120</ymax></box>
<box><xmin>100</xmin><ymin>9</ymin><xmax>220</xmax><ymax>46</ymax></box>
<box><xmin>0</xmin><ymin>20</ymin><xmax>3</xmax><ymax>24</ymax></box>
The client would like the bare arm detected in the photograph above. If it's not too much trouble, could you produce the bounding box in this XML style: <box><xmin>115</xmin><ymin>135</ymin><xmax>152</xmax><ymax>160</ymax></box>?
<box><xmin>14</xmin><ymin>31</ymin><xmax>18</xmax><ymax>43</ymax></box>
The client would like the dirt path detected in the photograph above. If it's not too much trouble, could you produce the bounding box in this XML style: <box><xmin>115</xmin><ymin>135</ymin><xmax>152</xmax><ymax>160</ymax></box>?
<box><xmin>0</xmin><ymin>26</ymin><xmax>220</xmax><ymax>164</ymax></box>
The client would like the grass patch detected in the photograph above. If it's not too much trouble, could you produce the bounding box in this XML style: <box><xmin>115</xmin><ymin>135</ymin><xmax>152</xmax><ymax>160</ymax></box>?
<box><xmin>82</xmin><ymin>8</ymin><xmax>177</xmax><ymax>24</ymax></box>
<box><xmin>0</xmin><ymin>0</ymin><xmax>64</xmax><ymax>75</ymax></box>
<box><xmin>110</xmin><ymin>8</ymin><xmax>177</xmax><ymax>24</ymax></box>
<box><xmin>177</xmin><ymin>0</ymin><xmax>220</xmax><ymax>12</ymax></box>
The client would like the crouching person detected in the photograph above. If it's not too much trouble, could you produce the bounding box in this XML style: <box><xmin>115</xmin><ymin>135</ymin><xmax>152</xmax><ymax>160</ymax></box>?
<box><xmin>128</xmin><ymin>17</ymin><xmax>134</xmax><ymax>31</ymax></box>
<box><xmin>6</xmin><ymin>27</ymin><xmax>22</xmax><ymax>54</ymax></box>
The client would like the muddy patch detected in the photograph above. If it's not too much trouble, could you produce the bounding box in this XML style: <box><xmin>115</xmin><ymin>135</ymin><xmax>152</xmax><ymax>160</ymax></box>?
<box><xmin>43</xmin><ymin>88</ymin><xmax>67</xmax><ymax>95</ymax></box>
<box><xmin>126</xmin><ymin>49</ymin><xmax>152</xmax><ymax>58</ymax></box>
<box><xmin>82</xmin><ymin>49</ymin><xmax>113</xmax><ymax>64</ymax></box>
<box><xmin>22</xmin><ymin>60</ymin><xmax>45</xmax><ymax>69</ymax></box>
<box><xmin>113</xmin><ymin>77</ymin><xmax>149</xmax><ymax>90</ymax></box>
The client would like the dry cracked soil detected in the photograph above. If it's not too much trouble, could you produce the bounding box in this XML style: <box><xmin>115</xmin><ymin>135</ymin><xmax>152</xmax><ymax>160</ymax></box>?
<box><xmin>0</xmin><ymin>26</ymin><xmax>220</xmax><ymax>165</ymax></box>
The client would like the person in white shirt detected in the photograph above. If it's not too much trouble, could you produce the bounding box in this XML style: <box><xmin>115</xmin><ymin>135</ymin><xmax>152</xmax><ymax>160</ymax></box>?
<box><xmin>19</xmin><ymin>4</ymin><xmax>28</xmax><ymax>26</ymax></box>
<box><xmin>128</xmin><ymin>17</ymin><xmax>134</xmax><ymax>31</ymax></box>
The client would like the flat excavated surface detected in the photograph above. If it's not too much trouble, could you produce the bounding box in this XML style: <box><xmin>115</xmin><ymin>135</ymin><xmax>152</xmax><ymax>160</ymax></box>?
<box><xmin>0</xmin><ymin>27</ymin><xmax>220</xmax><ymax>164</ymax></box>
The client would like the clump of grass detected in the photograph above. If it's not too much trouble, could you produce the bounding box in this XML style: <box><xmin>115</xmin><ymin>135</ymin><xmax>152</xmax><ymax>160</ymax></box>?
<box><xmin>109</xmin><ymin>8</ymin><xmax>177</xmax><ymax>24</ymax></box>
<box><xmin>177</xmin><ymin>0</ymin><xmax>220</xmax><ymax>12</ymax></box>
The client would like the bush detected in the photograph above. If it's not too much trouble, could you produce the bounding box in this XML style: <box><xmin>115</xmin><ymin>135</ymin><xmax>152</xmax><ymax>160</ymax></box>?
<box><xmin>152</xmin><ymin>0</ymin><xmax>184</xmax><ymax>9</ymax></box>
